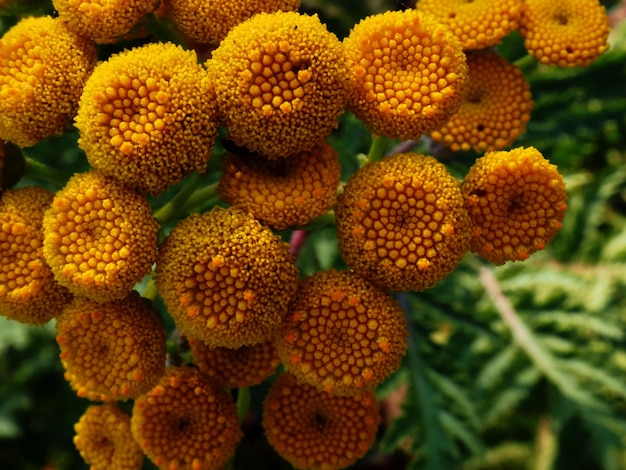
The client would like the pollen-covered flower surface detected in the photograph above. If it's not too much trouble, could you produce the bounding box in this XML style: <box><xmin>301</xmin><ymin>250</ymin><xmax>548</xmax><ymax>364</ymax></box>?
<box><xmin>336</xmin><ymin>153</ymin><xmax>471</xmax><ymax>292</ymax></box>
<box><xmin>343</xmin><ymin>9</ymin><xmax>468</xmax><ymax>141</ymax></box>
<box><xmin>519</xmin><ymin>0</ymin><xmax>610</xmax><ymax>67</ymax></box>
<box><xmin>276</xmin><ymin>269</ymin><xmax>407</xmax><ymax>396</ymax></box>
<box><xmin>0</xmin><ymin>186</ymin><xmax>73</xmax><ymax>325</ymax></box>
<box><xmin>462</xmin><ymin>146</ymin><xmax>567</xmax><ymax>264</ymax></box>
<box><xmin>431</xmin><ymin>50</ymin><xmax>533</xmax><ymax>153</ymax></box>
<box><xmin>76</xmin><ymin>42</ymin><xmax>218</xmax><ymax>195</ymax></box>
<box><xmin>416</xmin><ymin>0</ymin><xmax>523</xmax><ymax>50</ymax></box>
<box><xmin>42</xmin><ymin>171</ymin><xmax>158</xmax><ymax>303</ymax></box>
<box><xmin>56</xmin><ymin>293</ymin><xmax>166</xmax><ymax>400</ymax></box>
<box><xmin>156</xmin><ymin>207</ymin><xmax>299</xmax><ymax>348</ymax></box>
<box><xmin>0</xmin><ymin>16</ymin><xmax>97</xmax><ymax>147</ymax></box>
<box><xmin>207</xmin><ymin>11</ymin><xmax>350</xmax><ymax>159</ymax></box>
<box><xmin>219</xmin><ymin>142</ymin><xmax>341</xmax><ymax>230</ymax></box>
<box><xmin>131</xmin><ymin>367</ymin><xmax>242</xmax><ymax>470</ymax></box>
<box><xmin>52</xmin><ymin>0</ymin><xmax>156</xmax><ymax>43</ymax></box>
<box><xmin>263</xmin><ymin>372</ymin><xmax>381</xmax><ymax>470</ymax></box>
<box><xmin>74</xmin><ymin>403</ymin><xmax>144</xmax><ymax>470</ymax></box>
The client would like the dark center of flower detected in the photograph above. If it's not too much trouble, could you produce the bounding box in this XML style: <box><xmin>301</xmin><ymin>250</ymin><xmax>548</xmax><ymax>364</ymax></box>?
<box><xmin>313</xmin><ymin>412</ymin><xmax>327</xmax><ymax>431</ymax></box>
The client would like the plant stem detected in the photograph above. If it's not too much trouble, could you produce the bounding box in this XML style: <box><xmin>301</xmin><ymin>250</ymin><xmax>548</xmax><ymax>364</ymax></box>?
<box><xmin>180</xmin><ymin>181</ymin><xmax>220</xmax><ymax>214</ymax></box>
<box><xmin>366</xmin><ymin>134</ymin><xmax>388</xmax><ymax>163</ymax></box>
<box><xmin>236</xmin><ymin>387</ymin><xmax>250</xmax><ymax>422</ymax></box>
<box><xmin>24</xmin><ymin>156</ymin><xmax>71</xmax><ymax>187</ymax></box>
<box><xmin>153</xmin><ymin>172</ymin><xmax>206</xmax><ymax>225</ymax></box>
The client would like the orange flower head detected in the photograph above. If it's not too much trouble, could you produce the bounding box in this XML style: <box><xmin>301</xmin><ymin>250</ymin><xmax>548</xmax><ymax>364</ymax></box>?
<box><xmin>56</xmin><ymin>293</ymin><xmax>166</xmax><ymax>400</ymax></box>
<box><xmin>74</xmin><ymin>403</ymin><xmax>144</xmax><ymax>470</ymax></box>
<box><xmin>42</xmin><ymin>170</ymin><xmax>159</xmax><ymax>302</ymax></box>
<box><xmin>263</xmin><ymin>372</ymin><xmax>381</xmax><ymax>470</ymax></box>
<box><xmin>52</xmin><ymin>0</ymin><xmax>156</xmax><ymax>44</ymax></box>
<box><xmin>431</xmin><ymin>50</ymin><xmax>533</xmax><ymax>153</ymax></box>
<box><xmin>462</xmin><ymin>146</ymin><xmax>568</xmax><ymax>264</ymax></box>
<box><xmin>166</xmin><ymin>0</ymin><xmax>301</xmax><ymax>45</ymax></box>
<box><xmin>519</xmin><ymin>0</ymin><xmax>610</xmax><ymax>67</ymax></box>
<box><xmin>416</xmin><ymin>0</ymin><xmax>523</xmax><ymax>50</ymax></box>
<box><xmin>0</xmin><ymin>16</ymin><xmax>97</xmax><ymax>147</ymax></box>
<box><xmin>207</xmin><ymin>11</ymin><xmax>350</xmax><ymax>159</ymax></box>
<box><xmin>156</xmin><ymin>207</ymin><xmax>299</xmax><ymax>348</ymax></box>
<box><xmin>336</xmin><ymin>153</ymin><xmax>471</xmax><ymax>292</ymax></box>
<box><xmin>63</xmin><ymin>361</ymin><xmax>114</xmax><ymax>402</ymax></box>
<box><xmin>131</xmin><ymin>367</ymin><xmax>242</xmax><ymax>470</ymax></box>
<box><xmin>219</xmin><ymin>142</ymin><xmax>341</xmax><ymax>230</ymax></box>
<box><xmin>76</xmin><ymin>42</ymin><xmax>218</xmax><ymax>195</ymax></box>
<box><xmin>0</xmin><ymin>187</ymin><xmax>73</xmax><ymax>325</ymax></box>
<box><xmin>343</xmin><ymin>9</ymin><xmax>468</xmax><ymax>141</ymax></box>
<box><xmin>189</xmin><ymin>338</ymin><xmax>280</xmax><ymax>388</ymax></box>
<box><xmin>276</xmin><ymin>270</ymin><xmax>407</xmax><ymax>396</ymax></box>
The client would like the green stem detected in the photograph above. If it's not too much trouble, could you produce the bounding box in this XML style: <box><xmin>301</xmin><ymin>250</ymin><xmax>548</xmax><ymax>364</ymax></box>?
<box><xmin>236</xmin><ymin>387</ymin><xmax>251</xmax><ymax>422</ymax></box>
<box><xmin>514</xmin><ymin>53</ymin><xmax>537</xmax><ymax>72</ymax></box>
<box><xmin>298</xmin><ymin>210</ymin><xmax>335</xmax><ymax>230</ymax></box>
<box><xmin>180</xmin><ymin>181</ymin><xmax>220</xmax><ymax>214</ymax></box>
<box><xmin>153</xmin><ymin>172</ymin><xmax>206</xmax><ymax>225</ymax></box>
<box><xmin>366</xmin><ymin>134</ymin><xmax>388</xmax><ymax>163</ymax></box>
<box><xmin>142</xmin><ymin>12</ymin><xmax>186</xmax><ymax>47</ymax></box>
<box><xmin>24</xmin><ymin>156</ymin><xmax>71</xmax><ymax>187</ymax></box>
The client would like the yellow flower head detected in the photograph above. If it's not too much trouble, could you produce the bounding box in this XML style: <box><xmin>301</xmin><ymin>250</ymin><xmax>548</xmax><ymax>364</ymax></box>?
<box><xmin>431</xmin><ymin>50</ymin><xmax>533</xmax><ymax>153</ymax></box>
<box><xmin>189</xmin><ymin>338</ymin><xmax>280</xmax><ymax>388</ymax></box>
<box><xmin>63</xmin><ymin>362</ymin><xmax>113</xmax><ymax>402</ymax></box>
<box><xmin>42</xmin><ymin>170</ymin><xmax>158</xmax><ymax>303</ymax></box>
<box><xmin>416</xmin><ymin>0</ymin><xmax>523</xmax><ymax>50</ymax></box>
<box><xmin>276</xmin><ymin>269</ymin><xmax>407</xmax><ymax>396</ymax></box>
<box><xmin>74</xmin><ymin>403</ymin><xmax>144</xmax><ymax>470</ymax></box>
<box><xmin>207</xmin><ymin>11</ymin><xmax>350</xmax><ymax>159</ymax></box>
<box><xmin>131</xmin><ymin>367</ymin><xmax>242</xmax><ymax>470</ymax></box>
<box><xmin>336</xmin><ymin>153</ymin><xmax>471</xmax><ymax>292</ymax></box>
<box><xmin>462</xmin><ymin>146</ymin><xmax>568</xmax><ymax>264</ymax></box>
<box><xmin>0</xmin><ymin>187</ymin><xmax>73</xmax><ymax>325</ymax></box>
<box><xmin>219</xmin><ymin>142</ymin><xmax>341</xmax><ymax>230</ymax></box>
<box><xmin>52</xmin><ymin>0</ymin><xmax>156</xmax><ymax>44</ymax></box>
<box><xmin>519</xmin><ymin>0</ymin><xmax>610</xmax><ymax>67</ymax></box>
<box><xmin>156</xmin><ymin>207</ymin><xmax>299</xmax><ymax>348</ymax></box>
<box><xmin>342</xmin><ymin>9</ymin><xmax>468</xmax><ymax>141</ymax></box>
<box><xmin>76</xmin><ymin>42</ymin><xmax>218</xmax><ymax>195</ymax></box>
<box><xmin>263</xmin><ymin>372</ymin><xmax>381</xmax><ymax>470</ymax></box>
<box><xmin>56</xmin><ymin>293</ymin><xmax>166</xmax><ymax>400</ymax></box>
<box><xmin>0</xmin><ymin>16</ymin><xmax>97</xmax><ymax>147</ymax></box>
<box><xmin>166</xmin><ymin>0</ymin><xmax>301</xmax><ymax>45</ymax></box>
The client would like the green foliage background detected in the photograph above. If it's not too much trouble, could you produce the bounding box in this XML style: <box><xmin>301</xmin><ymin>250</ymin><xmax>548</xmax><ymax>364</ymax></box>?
<box><xmin>1</xmin><ymin>0</ymin><xmax>626</xmax><ymax>469</ymax></box>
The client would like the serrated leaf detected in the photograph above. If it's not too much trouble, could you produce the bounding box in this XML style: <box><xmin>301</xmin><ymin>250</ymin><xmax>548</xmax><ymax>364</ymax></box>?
<box><xmin>560</xmin><ymin>359</ymin><xmax>626</xmax><ymax>401</ymax></box>
<box><xmin>439</xmin><ymin>410</ymin><xmax>484</xmax><ymax>456</ymax></box>
<box><xmin>483</xmin><ymin>366</ymin><xmax>541</xmax><ymax>428</ymax></box>
<box><xmin>476</xmin><ymin>344</ymin><xmax>519</xmax><ymax>391</ymax></box>
<box><xmin>530</xmin><ymin>311</ymin><xmax>624</xmax><ymax>341</ymax></box>
<box><xmin>428</xmin><ymin>369</ymin><xmax>482</xmax><ymax>430</ymax></box>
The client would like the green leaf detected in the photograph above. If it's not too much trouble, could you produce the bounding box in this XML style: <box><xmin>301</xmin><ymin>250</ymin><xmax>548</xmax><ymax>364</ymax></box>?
<box><xmin>476</xmin><ymin>344</ymin><xmax>520</xmax><ymax>391</ymax></box>
<box><xmin>439</xmin><ymin>410</ymin><xmax>485</xmax><ymax>456</ymax></box>
<box><xmin>428</xmin><ymin>369</ymin><xmax>482</xmax><ymax>431</ymax></box>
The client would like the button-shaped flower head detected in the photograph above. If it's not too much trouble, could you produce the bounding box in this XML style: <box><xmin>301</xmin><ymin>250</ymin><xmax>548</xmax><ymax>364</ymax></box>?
<box><xmin>431</xmin><ymin>50</ymin><xmax>533</xmax><ymax>153</ymax></box>
<box><xmin>276</xmin><ymin>269</ymin><xmax>407</xmax><ymax>396</ymax></box>
<box><xmin>156</xmin><ymin>207</ymin><xmax>299</xmax><ymax>348</ymax></box>
<box><xmin>336</xmin><ymin>153</ymin><xmax>471</xmax><ymax>292</ymax></box>
<box><xmin>416</xmin><ymin>0</ymin><xmax>523</xmax><ymax>50</ymax></box>
<box><xmin>0</xmin><ymin>187</ymin><xmax>73</xmax><ymax>324</ymax></box>
<box><xmin>207</xmin><ymin>11</ymin><xmax>350</xmax><ymax>159</ymax></box>
<box><xmin>219</xmin><ymin>142</ymin><xmax>341</xmax><ymax>230</ymax></box>
<box><xmin>343</xmin><ymin>9</ymin><xmax>468</xmax><ymax>141</ymax></box>
<box><xmin>0</xmin><ymin>16</ymin><xmax>97</xmax><ymax>147</ymax></box>
<box><xmin>74</xmin><ymin>403</ymin><xmax>144</xmax><ymax>470</ymax></box>
<box><xmin>263</xmin><ymin>372</ymin><xmax>381</xmax><ymax>470</ymax></box>
<box><xmin>56</xmin><ymin>293</ymin><xmax>166</xmax><ymax>400</ymax></box>
<box><xmin>131</xmin><ymin>367</ymin><xmax>242</xmax><ymax>470</ymax></box>
<box><xmin>76</xmin><ymin>42</ymin><xmax>218</xmax><ymax>195</ymax></box>
<box><xmin>42</xmin><ymin>170</ymin><xmax>159</xmax><ymax>303</ymax></box>
<box><xmin>519</xmin><ymin>0</ymin><xmax>610</xmax><ymax>67</ymax></box>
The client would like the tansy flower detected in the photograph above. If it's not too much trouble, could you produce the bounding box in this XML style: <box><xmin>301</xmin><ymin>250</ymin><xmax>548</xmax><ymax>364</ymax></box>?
<box><xmin>219</xmin><ymin>142</ymin><xmax>341</xmax><ymax>230</ymax></box>
<box><xmin>156</xmin><ymin>207</ymin><xmax>299</xmax><ymax>348</ymax></box>
<box><xmin>52</xmin><ymin>0</ymin><xmax>156</xmax><ymax>44</ymax></box>
<box><xmin>519</xmin><ymin>0</ymin><xmax>610</xmax><ymax>67</ymax></box>
<box><xmin>336</xmin><ymin>153</ymin><xmax>471</xmax><ymax>292</ymax></box>
<box><xmin>56</xmin><ymin>293</ymin><xmax>166</xmax><ymax>400</ymax></box>
<box><xmin>342</xmin><ymin>9</ymin><xmax>467</xmax><ymax>141</ymax></box>
<box><xmin>131</xmin><ymin>367</ymin><xmax>242</xmax><ymax>470</ymax></box>
<box><xmin>263</xmin><ymin>372</ymin><xmax>381</xmax><ymax>470</ymax></box>
<box><xmin>275</xmin><ymin>270</ymin><xmax>407</xmax><ymax>396</ymax></box>
<box><xmin>189</xmin><ymin>338</ymin><xmax>281</xmax><ymax>388</ymax></box>
<box><xmin>415</xmin><ymin>0</ymin><xmax>523</xmax><ymax>50</ymax></box>
<box><xmin>74</xmin><ymin>403</ymin><xmax>144</xmax><ymax>470</ymax></box>
<box><xmin>165</xmin><ymin>0</ymin><xmax>301</xmax><ymax>45</ymax></box>
<box><xmin>0</xmin><ymin>16</ymin><xmax>97</xmax><ymax>147</ymax></box>
<box><xmin>0</xmin><ymin>187</ymin><xmax>73</xmax><ymax>325</ymax></box>
<box><xmin>63</xmin><ymin>362</ymin><xmax>113</xmax><ymax>402</ymax></box>
<box><xmin>431</xmin><ymin>50</ymin><xmax>533</xmax><ymax>153</ymax></box>
<box><xmin>462</xmin><ymin>146</ymin><xmax>567</xmax><ymax>264</ymax></box>
<box><xmin>42</xmin><ymin>170</ymin><xmax>159</xmax><ymax>303</ymax></box>
<box><xmin>207</xmin><ymin>11</ymin><xmax>350</xmax><ymax>159</ymax></box>
<box><xmin>75</xmin><ymin>42</ymin><xmax>218</xmax><ymax>195</ymax></box>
